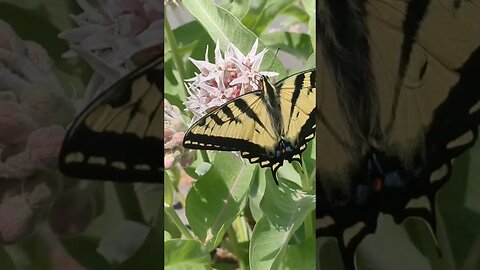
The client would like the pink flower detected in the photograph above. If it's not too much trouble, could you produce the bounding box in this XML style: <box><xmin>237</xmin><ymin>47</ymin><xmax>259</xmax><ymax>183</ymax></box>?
<box><xmin>58</xmin><ymin>0</ymin><xmax>163</xmax><ymax>100</ymax></box>
<box><xmin>0</xmin><ymin>20</ymin><xmax>74</xmax><ymax>180</ymax></box>
<box><xmin>185</xmin><ymin>39</ymin><xmax>278</xmax><ymax>120</ymax></box>
<box><xmin>164</xmin><ymin>99</ymin><xmax>195</xmax><ymax>169</ymax></box>
<box><xmin>0</xmin><ymin>183</ymin><xmax>51</xmax><ymax>243</ymax></box>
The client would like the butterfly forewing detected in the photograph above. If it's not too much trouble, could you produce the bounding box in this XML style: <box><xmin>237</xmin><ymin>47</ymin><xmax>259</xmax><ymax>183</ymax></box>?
<box><xmin>59</xmin><ymin>58</ymin><xmax>164</xmax><ymax>183</ymax></box>
<box><xmin>183</xmin><ymin>93</ymin><xmax>278</xmax><ymax>152</ymax></box>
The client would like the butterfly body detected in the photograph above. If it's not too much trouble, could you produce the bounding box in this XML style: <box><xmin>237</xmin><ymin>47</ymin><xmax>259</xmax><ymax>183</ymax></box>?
<box><xmin>183</xmin><ymin>69</ymin><xmax>316</xmax><ymax>182</ymax></box>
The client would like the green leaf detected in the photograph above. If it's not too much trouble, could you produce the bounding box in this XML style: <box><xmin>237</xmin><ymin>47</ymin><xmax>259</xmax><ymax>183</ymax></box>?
<box><xmin>279</xmin><ymin>238</ymin><xmax>316</xmax><ymax>269</ymax></box>
<box><xmin>185</xmin><ymin>152</ymin><xmax>255</xmax><ymax>250</ymax></box>
<box><xmin>261</xmin><ymin>32</ymin><xmax>313</xmax><ymax>61</ymax></box>
<box><xmin>195</xmin><ymin>162</ymin><xmax>213</xmax><ymax>177</ymax></box>
<box><xmin>60</xmin><ymin>236</ymin><xmax>112</xmax><ymax>270</ymax></box>
<box><xmin>182</xmin><ymin>0</ymin><xmax>287</xmax><ymax>78</ymax></box>
<box><xmin>0</xmin><ymin>246</ymin><xmax>16</xmax><ymax>270</ymax></box>
<box><xmin>164</xmin><ymin>58</ymin><xmax>187</xmax><ymax>104</ymax></box>
<box><xmin>248</xmin><ymin>168</ymin><xmax>267</xmax><ymax>222</ymax></box>
<box><xmin>165</xmin><ymin>231</ymin><xmax>172</xmax><ymax>241</ymax></box>
<box><xmin>304</xmin><ymin>53</ymin><xmax>315</xmax><ymax>70</ymax></box>
<box><xmin>165</xmin><ymin>172</ymin><xmax>175</xmax><ymax>207</ymax></box>
<box><xmin>164</xmin><ymin>239</ymin><xmax>212</xmax><ymax>270</ymax></box>
<box><xmin>301</xmin><ymin>0</ymin><xmax>316</xmax><ymax>49</ymax></box>
<box><xmin>437</xmin><ymin>142</ymin><xmax>480</xmax><ymax>268</ymax></box>
<box><xmin>277</xmin><ymin>163</ymin><xmax>302</xmax><ymax>187</ymax></box>
<box><xmin>355</xmin><ymin>215</ymin><xmax>431</xmax><ymax>270</ymax></box>
<box><xmin>463</xmin><ymin>139</ymin><xmax>480</xmax><ymax>214</ymax></box>
<box><xmin>227</xmin><ymin>0</ymin><xmax>251</xmax><ymax>19</ymax></box>
<box><xmin>249</xmin><ymin>178</ymin><xmax>315</xmax><ymax>270</ymax></box>
<box><xmin>0</xmin><ymin>3</ymin><xmax>69</xmax><ymax>63</ymax></box>
<box><xmin>247</xmin><ymin>0</ymin><xmax>295</xmax><ymax>35</ymax></box>
<box><xmin>279</xmin><ymin>5</ymin><xmax>310</xmax><ymax>24</ymax></box>
<box><xmin>97</xmin><ymin>221</ymin><xmax>149</xmax><ymax>265</ymax></box>
<box><xmin>40</xmin><ymin>0</ymin><xmax>75</xmax><ymax>30</ymax></box>
<box><xmin>118</xmin><ymin>228</ymin><xmax>164</xmax><ymax>270</ymax></box>
<box><xmin>0</xmin><ymin>0</ymin><xmax>41</xmax><ymax>10</ymax></box>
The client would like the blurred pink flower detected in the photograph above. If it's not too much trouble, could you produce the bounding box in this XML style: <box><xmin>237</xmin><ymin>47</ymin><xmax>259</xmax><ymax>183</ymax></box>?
<box><xmin>0</xmin><ymin>20</ymin><xmax>74</xmax><ymax>180</ymax></box>
<box><xmin>164</xmin><ymin>99</ymin><xmax>195</xmax><ymax>170</ymax></box>
<box><xmin>58</xmin><ymin>0</ymin><xmax>163</xmax><ymax>99</ymax></box>
<box><xmin>185</xmin><ymin>39</ymin><xmax>278</xmax><ymax>120</ymax></box>
<box><xmin>0</xmin><ymin>20</ymin><xmax>74</xmax><ymax>243</ymax></box>
<box><xmin>0</xmin><ymin>183</ymin><xmax>51</xmax><ymax>243</ymax></box>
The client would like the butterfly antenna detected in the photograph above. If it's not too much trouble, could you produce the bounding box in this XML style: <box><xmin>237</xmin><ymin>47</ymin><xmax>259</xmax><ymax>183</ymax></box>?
<box><xmin>268</xmin><ymin>48</ymin><xmax>280</xmax><ymax>72</ymax></box>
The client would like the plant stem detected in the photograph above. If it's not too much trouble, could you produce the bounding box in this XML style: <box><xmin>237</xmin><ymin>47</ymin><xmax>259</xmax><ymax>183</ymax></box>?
<box><xmin>293</xmin><ymin>159</ymin><xmax>314</xmax><ymax>239</ymax></box>
<box><xmin>227</xmin><ymin>225</ymin><xmax>247</xmax><ymax>270</ymax></box>
<box><xmin>164</xmin><ymin>14</ymin><xmax>188</xmax><ymax>98</ymax></box>
<box><xmin>114</xmin><ymin>183</ymin><xmax>145</xmax><ymax>224</ymax></box>
<box><xmin>200</xmin><ymin>150</ymin><xmax>211</xmax><ymax>163</ymax></box>
<box><xmin>164</xmin><ymin>203</ymin><xmax>195</xmax><ymax>239</ymax></box>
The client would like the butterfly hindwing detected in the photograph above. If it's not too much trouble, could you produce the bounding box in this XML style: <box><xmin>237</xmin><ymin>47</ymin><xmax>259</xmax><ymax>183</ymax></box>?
<box><xmin>59</xmin><ymin>58</ymin><xmax>164</xmax><ymax>182</ymax></box>
<box><xmin>278</xmin><ymin>69</ymin><xmax>317</xmax><ymax>162</ymax></box>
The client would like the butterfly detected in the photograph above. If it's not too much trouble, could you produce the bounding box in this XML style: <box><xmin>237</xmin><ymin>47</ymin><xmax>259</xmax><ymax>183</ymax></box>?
<box><xmin>183</xmin><ymin>69</ymin><xmax>316</xmax><ymax>183</ymax></box>
<box><xmin>316</xmin><ymin>0</ymin><xmax>480</xmax><ymax>269</ymax></box>
<box><xmin>58</xmin><ymin>57</ymin><xmax>164</xmax><ymax>183</ymax></box>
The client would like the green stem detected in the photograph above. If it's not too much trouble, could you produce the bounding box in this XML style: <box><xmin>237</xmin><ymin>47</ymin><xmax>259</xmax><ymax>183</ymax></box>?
<box><xmin>227</xmin><ymin>225</ymin><xmax>247</xmax><ymax>270</ymax></box>
<box><xmin>200</xmin><ymin>150</ymin><xmax>211</xmax><ymax>163</ymax></box>
<box><xmin>232</xmin><ymin>214</ymin><xmax>250</xmax><ymax>242</ymax></box>
<box><xmin>114</xmin><ymin>183</ymin><xmax>145</xmax><ymax>224</ymax></box>
<box><xmin>165</xmin><ymin>15</ymin><xmax>188</xmax><ymax>98</ymax></box>
<box><xmin>293</xmin><ymin>159</ymin><xmax>314</xmax><ymax>239</ymax></box>
<box><xmin>19</xmin><ymin>230</ymin><xmax>51</xmax><ymax>270</ymax></box>
<box><xmin>164</xmin><ymin>203</ymin><xmax>195</xmax><ymax>239</ymax></box>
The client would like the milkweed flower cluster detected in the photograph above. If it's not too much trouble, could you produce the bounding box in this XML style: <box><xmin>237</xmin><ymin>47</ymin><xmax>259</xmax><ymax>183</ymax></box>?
<box><xmin>0</xmin><ymin>20</ymin><xmax>75</xmax><ymax>243</ymax></box>
<box><xmin>185</xmin><ymin>39</ymin><xmax>278</xmax><ymax>120</ymax></box>
<box><xmin>58</xmin><ymin>0</ymin><xmax>163</xmax><ymax>98</ymax></box>
<box><xmin>164</xmin><ymin>99</ymin><xmax>195</xmax><ymax>170</ymax></box>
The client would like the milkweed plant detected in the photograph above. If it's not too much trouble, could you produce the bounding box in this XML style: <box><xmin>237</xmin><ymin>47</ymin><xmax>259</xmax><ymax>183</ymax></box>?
<box><xmin>164</xmin><ymin>0</ymin><xmax>316</xmax><ymax>269</ymax></box>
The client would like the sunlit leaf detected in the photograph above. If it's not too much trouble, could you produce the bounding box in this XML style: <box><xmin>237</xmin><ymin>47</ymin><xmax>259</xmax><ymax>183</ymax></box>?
<box><xmin>182</xmin><ymin>0</ymin><xmax>286</xmax><ymax>78</ymax></box>
<box><xmin>249</xmin><ymin>177</ymin><xmax>315</xmax><ymax>270</ymax></box>
<box><xmin>164</xmin><ymin>239</ymin><xmax>212</xmax><ymax>270</ymax></box>
<box><xmin>186</xmin><ymin>153</ymin><xmax>255</xmax><ymax>251</ymax></box>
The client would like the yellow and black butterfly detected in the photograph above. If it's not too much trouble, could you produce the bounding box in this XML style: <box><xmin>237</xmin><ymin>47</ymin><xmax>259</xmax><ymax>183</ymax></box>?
<box><xmin>59</xmin><ymin>57</ymin><xmax>164</xmax><ymax>183</ymax></box>
<box><xmin>183</xmin><ymin>69</ymin><xmax>316</xmax><ymax>183</ymax></box>
<box><xmin>316</xmin><ymin>0</ymin><xmax>480</xmax><ymax>269</ymax></box>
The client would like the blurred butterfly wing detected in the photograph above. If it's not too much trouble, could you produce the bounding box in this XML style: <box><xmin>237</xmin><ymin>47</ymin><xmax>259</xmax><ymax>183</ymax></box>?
<box><xmin>317</xmin><ymin>0</ymin><xmax>480</xmax><ymax>269</ymax></box>
<box><xmin>183</xmin><ymin>92</ymin><xmax>279</xmax><ymax>167</ymax></box>
<box><xmin>277</xmin><ymin>69</ymin><xmax>317</xmax><ymax>163</ymax></box>
<box><xmin>373</xmin><ymin>0</ymin><xmax>480</xmax><ymax>223</ymax></box>
<box><xmin>59</xmin><ymin>58</ymin><xmax>164</xmax><ymax>182</ymax></box>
